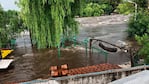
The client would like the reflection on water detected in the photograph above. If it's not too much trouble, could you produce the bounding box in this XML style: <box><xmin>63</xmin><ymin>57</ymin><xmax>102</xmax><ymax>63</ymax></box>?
<box><xmin>0</xmin><ymin>23</ymin><xmax>130</xmax><ymax>83</ymax></box>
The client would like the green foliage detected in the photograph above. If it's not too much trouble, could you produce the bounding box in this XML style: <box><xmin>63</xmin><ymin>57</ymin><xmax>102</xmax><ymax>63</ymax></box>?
<box><xmin>85</xmin><ymin>0</ymin><xmax>122</xmax><ymax>15</ymax></box>
<box><xmin>127</xmin><ymin>10</ymin><xmax>149</xmax><ymax>37</ymax></box>
<box><xmin>132</xmin><ymin>0</ymin><xmax>148</xmax><ymax>9</ymax></box>
<box><xmin>102</xmin><ymin>4</ymin><xmax>113</xmax><ymax>15</ymax></box>
<box><xmin>83</xmin><ymin>5</ymin><xmax>93</xmax><ymax>16</ymax></box>
<box><xmin>0</xmin><ymin>4</ymin><xmax>24</xmax><ymax>48</ymax></box>
<box><xmin>115</xmin><ymin>2</ymin><xmax>134</xmax><ymax>14</ymax></box>
<box><xmin>129</xmin><ymin>9</ymin><xmax>149</xmax><ymax>64</ymax></box>
<box><xmin>71</xmin><ymin>0</ymin><xmax>86</xmax><ymax>16</ymax></box>
<box><xmin>94</xmin><ymin>0</ymin><xmax>122</xmax><ymax>12</ymax></box>
<box><xmin>5</xmin><ymin>10</ymin><xmax>25</xmax><ymax>35</ymax></box>
<box><xmin>135</xmin><ymin>34</ymin><xmax>149</xmax><ymax>64</ymax></box>
<box><xmin>18</xmin><ymin>0</ymin><xmax>85</xmax><ymax>49</ymax></box>
<box><xmin>82</xmin><ymin>3</ymin><xmax>111</xmax><ymax>17</ymax></box>
<box><xmin>90</xmin><ymin>0</ymin><xmax>122</xmax><ymax>6</ymax></box>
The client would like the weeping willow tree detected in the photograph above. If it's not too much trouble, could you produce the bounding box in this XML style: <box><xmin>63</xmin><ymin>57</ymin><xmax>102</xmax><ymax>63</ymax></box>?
<box><xmin>18</xmin><ymin>0</ymin><xmax>85</xmax><ymax>49</ymax></box>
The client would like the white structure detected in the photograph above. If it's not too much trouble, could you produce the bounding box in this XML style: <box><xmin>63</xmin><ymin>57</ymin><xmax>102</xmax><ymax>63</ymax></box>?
<box><xmin>0</xmin><ymin>59</ymin><xmax>13</xmax><ymax>69</ymax></box>
<box><xmin>109</xmin><ymin>70</ymin><xmax>149</xmax><ymax>84</ymax></box>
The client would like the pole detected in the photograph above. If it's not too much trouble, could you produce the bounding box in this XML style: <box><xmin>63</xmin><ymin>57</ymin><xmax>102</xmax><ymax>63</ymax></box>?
<box><xmin>89</xmin><ymin>39</ymin><xmax>92</xmax><ymax>50</ymax></box>
<box><xmin>134</xmin><ymin>3</ymin><xmax>137</xmax><ymax>21</ymax></box>
<box><xmin>89</xmin><ymin>39</ymin><xmax>92</xmax><ymax>57</ymax></box>
<box><xmin>127</xmin><ymin>1</ymin><xmax>137</xmax><ymax>21</ymax></box>
<box><xmin>58</xmin><ymin>45</ymin><xmax>61</xmax><ymax>58</ymax></box>
<box><xmin>90</xmin><ymin>38</ymin><xmax>123</xmax><ymax>49</ymax></box>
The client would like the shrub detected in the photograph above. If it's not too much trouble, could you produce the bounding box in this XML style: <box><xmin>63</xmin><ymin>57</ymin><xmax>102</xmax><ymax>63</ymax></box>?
<box><xmin>127</xmin><ymin>10</ymin><xmax>149</xmax><ymax>37</ymax></box>
<box><xmin>83</xmin><ymin>5</ymin><xmax>93</xmax><ymax>16</ymax></box>
<box><xmin>115</xmin><ymin>2</ymin><xmax>134</xmax><ymax>14</ymax></box>
<box><xmin>82</xmin><ymin>3</ymin><xmax>104</xmax><ymax>17</ymax></box>
<box><xmin>135</xmin><ymin>34</ymin><xmax>149</xmax><ymax>64</ymax></box>
<box><xmin>130</xmin><ymin>10</ymin><xmax>149</xmax><ymax>64</ymax></box>
<box><xmin>133</xmin><ymin>0</ymin><xmax>148</xmax><ymax>9</ymax></box>
<box><xmin>101</xmin><ymin>4</ymin><xmax>113</xmax><ymax>15</ymax></box>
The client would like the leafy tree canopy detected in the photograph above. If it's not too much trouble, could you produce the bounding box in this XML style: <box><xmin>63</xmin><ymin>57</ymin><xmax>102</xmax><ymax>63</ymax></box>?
<box><xmin>18</xmin><ymin>0</ymin><xmax>85</xmax><ymax>49</ymax></box>
<box><xmin>0</xmin><ymin>3</ymin><xmax>24</xmax><ymax>48</ymax></box>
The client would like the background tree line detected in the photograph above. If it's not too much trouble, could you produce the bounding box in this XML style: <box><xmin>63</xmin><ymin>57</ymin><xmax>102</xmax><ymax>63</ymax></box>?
<box><xmin>0</xmin><ymin>4</ymin><xmax>25</xmax><ymax>48</ymax></box>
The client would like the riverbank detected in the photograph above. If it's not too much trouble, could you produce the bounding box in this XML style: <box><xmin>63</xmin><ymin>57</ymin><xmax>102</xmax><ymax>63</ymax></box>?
<box><xmin>1</xmin><ymin>14</ymin><xmax>131</xmax><ymax>83</ymax></box>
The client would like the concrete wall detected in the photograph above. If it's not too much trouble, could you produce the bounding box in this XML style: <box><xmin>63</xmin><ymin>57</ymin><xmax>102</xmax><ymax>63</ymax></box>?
<box><xmin>21</xmin><ymin>65</ymin><xmax>149</xmax><ymax>84</ymax></box>
<box><xmin>54</xmin><ymin>65</ymin><xmax>149</xmax><ymax>84</ymax></box>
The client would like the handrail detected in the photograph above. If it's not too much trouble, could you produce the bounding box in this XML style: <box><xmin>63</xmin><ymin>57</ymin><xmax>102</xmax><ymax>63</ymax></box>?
<box><xmin>90</xmin><ymin>38</ymin><xmax>125</xmax><ymax>49</ymax></box>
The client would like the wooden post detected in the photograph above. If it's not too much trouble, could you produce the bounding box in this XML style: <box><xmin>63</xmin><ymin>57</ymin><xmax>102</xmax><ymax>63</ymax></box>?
<box><xmin>129</xmin><ymin>48</ymin><xmax>134</xmax><ymax>67</ymax></box>
<box><xmin>89</xmin><ymin>39</ymin><xmax>92</xmax><ymax>50</ymax></box>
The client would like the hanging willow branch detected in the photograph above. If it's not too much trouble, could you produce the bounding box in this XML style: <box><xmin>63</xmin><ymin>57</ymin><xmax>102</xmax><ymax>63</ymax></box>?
<box><xmin>18</xmin><ymin>0</ymin><xmax>85</xmax><ymax>49</ymax></box>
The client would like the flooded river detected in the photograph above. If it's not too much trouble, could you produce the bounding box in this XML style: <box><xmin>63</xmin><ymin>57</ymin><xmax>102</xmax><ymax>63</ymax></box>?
<box><xmin>0</xmin><ymin>15</ymin><xmax>130</xmax><ymax>83</ymax></box>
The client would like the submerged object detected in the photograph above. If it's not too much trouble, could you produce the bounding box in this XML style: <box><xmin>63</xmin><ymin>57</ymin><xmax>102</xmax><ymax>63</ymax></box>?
<box><xmin>98</xmin><ymin>42</ymin><xmax>117</xmax><ymax>52</ymax></box>
<box><xmin>0</xmin><ymin>49</ymin><xmax>14</xmax><ymax>69</ymax></box>
<box><xmin>50</xmin><ymin>64</ymin><xmax>69</xmax><ymax>77</ymax></box>
<box><xmin>0</xmin><ymin>59</ymin><xmax>13</xmax><ymax>69</ymax></box>
<box><xmin>0</xmin><ymin>49</ymin><xmax>13</xmax><ymax>59</ymax></box>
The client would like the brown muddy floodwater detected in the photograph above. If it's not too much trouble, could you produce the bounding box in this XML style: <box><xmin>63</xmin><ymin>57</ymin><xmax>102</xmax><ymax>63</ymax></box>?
<box><xmin>0</xmin><ymin>15</ymin><xmax>130</xmax><ymax>83</ymax></box>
